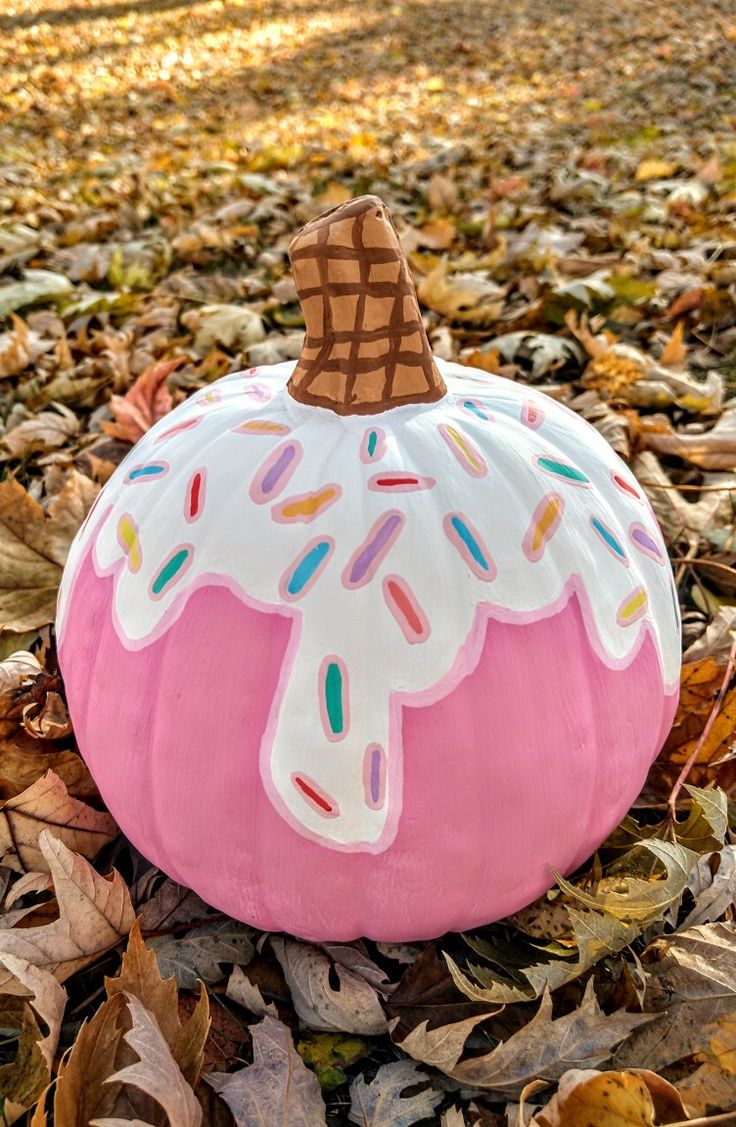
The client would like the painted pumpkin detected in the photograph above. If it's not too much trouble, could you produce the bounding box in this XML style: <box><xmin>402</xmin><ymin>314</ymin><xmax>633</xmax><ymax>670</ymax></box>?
<box><xmin>57</xmin><ymin>196</ymin><xmax>680</xmax><ymax>941</ymax></box>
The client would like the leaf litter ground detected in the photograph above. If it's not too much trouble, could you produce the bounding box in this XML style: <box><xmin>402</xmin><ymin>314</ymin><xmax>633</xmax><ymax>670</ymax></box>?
<box><xmin>0</xmin><ymin>0</ymin><xmax>736</xmax><ymax>1123</ymax></box>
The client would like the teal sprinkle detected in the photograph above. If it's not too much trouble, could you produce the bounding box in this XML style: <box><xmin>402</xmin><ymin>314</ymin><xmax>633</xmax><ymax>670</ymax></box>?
<box><xmin>538</xmin><ymin>457</ymin><xmax>589</xmax><ymax>484</ymax></box>
<box><xmin>288</xmin><ymin>540</ymin><xmax>330</xmax><ymax>596</ymax></box>
<box><xmin>324</xmin><ymin>662</ymin><xmax>344</xmax><ymax>735</ymax></box>
<box><xmin>463</xmin><ymin>400</ymin><xmax>489</xmax><ymax>421</ymax></box>
<box><xmin>591</xmin><ymin>518</ymin><xmax>625</xmax><ymax>558</ymax></box>
<box><xmin>451</xmin><ymin>516</ymin><xmax>490</xmax><ymax>571</ymax></box>
<box><xmin>152</xmin><ymin>549</ymin><xmax>190</xmax><ymax>595</ymax></box>
<box><xmin>367</xmin><ymin>431</ymin><xmax>377</xmax><ymax>458</ymax></box>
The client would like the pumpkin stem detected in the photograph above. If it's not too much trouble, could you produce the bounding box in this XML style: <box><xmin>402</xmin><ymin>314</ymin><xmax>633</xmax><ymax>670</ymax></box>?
<box><xmin>287</xmin><ymin>195</ymin><xmax>447</xmax><ymax>415</ymax></box>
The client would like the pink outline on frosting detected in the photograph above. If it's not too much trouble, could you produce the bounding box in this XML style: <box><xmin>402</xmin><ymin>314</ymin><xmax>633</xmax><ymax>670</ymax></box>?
<box><xmin>155</xmin><ymin>417</ymin><xmax>201</xmax><ymax>443</ymax></box>
<box><xmin>360</xmin><ymin>427</ymin><xmax>387</xmax><ymax>464</ymax></box>
<box><xmin>148</xmin><ymin>543</ymin><xmax>195</xmax><ymax>602</ymax></box>
<box><xmin>318</xmin><ymin>655</ymin><xmax>350</xmax><ymax>742</ymax></box>
<box><xmin>185</xmin><ymin>467</ymin><xmax>207</xmax><ymax>523</ymax></box>
<box><xmin>279</xmin><ymin>536</ymin><xmax>335</xmax><ymax>602</ymax></box>
<box><xmin>363</xmin><ymin>744</ymin><xmax>386</xmax><ymax>810</ymax></box>
<box><xmin>522</xmin><ymin>398</ymin><xmax>545</xmax><ymax>430</ymax></box>
<box><xmin>617</xmin><ymin>585</ymin><xmax>648</xmax><ymax>627</ymax></box>
<box><xmin>438</xmin><ymin>423</ymin><xmax>488</xmax><ymax>478</ymax></box>
<box><xmin>342</xmin><ymin>511</ymin><xmax>406</xmax><ymax>590</ymax></box>
<box><xmin>629</xmin><ymin>522</ymin><xmax>665</xmax><ymax>564</ymax></box>
<box><xmin>590</xmin><ymin>515</ymin><xmax>629</xmax><ymax>567</ymax></box>
<box><xmin>368</xmin><ymin>472</ymin><xmax>436</xmax><ymax>493</ymax></box>
<box><xmin>523</xmin><ymin>494</ymin><xmax>564</xmax><ymax>563</ymax></box>
<box><xmin>383</xmin><ymin>575</ymin><xmax>431</xmax><ymax>644</ymax></box>
<box><xmin>249</xmin><ymin>441</ymin><xmax>302</xmax><ymax>505</ymax></box>
<box><xmin>272</xmin><ymin>484</ymin><xmax>342</xmax><ymax>524</ymax></box>
<box><xmin>443</xmin><ymin>512</ymin><xmax>496</xmax><ymax>581</ymax></box>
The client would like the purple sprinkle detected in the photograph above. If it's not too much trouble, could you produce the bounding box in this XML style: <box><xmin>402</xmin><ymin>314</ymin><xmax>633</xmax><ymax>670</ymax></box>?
<box><xmin>349</xmin><ymin>513</ymin><xmax>402</xmax><ymax>585</ymax></box>
<box><xmin>261</xmin><ymin>443</ymin><xmax>296</xmax><ymax>495</ymax></box>
<box><xmin>370</xmin><ymin>746</ymin><xmax>383</xmax><ymax>807</ymax></box>
<box><xmin>632</xmin><ymin>526</ymin><xmax>662</xmax><ymax>559</ymax></box>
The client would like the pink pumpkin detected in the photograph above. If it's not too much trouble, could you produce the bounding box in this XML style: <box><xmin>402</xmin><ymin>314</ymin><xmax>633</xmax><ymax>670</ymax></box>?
<box><xmin>57</xmin><ymin>197</ymin><xmax>680</xmax><ymax>941</ymax></box>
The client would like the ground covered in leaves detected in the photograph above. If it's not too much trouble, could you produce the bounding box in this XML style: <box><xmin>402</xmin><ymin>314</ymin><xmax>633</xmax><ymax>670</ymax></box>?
<box><xmin>0</xmin><ymin>0</ymin><xmax>736</xmax><ymax>1123</ymax></box>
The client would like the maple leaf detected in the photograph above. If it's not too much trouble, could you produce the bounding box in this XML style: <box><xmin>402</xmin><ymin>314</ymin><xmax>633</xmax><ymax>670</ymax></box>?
<box><xmin>102</xmin><ymin>357</ymin><xmax>182</xmax><ymax>444</ymax></box>
<box><xmin>0</xmin><ymin>471</ymin><xmax>99</xmax><ymax>633</ymax></box>
<box><xmin>205</xmin><ymin>1014</ymin><xmax>327</xmax><ymax>1126</ymax></box>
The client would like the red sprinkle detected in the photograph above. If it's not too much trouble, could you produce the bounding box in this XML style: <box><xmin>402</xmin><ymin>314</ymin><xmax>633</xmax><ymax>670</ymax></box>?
<box><xmin>294</xmin><ymin>775</ymin><xmax>334</xmax><ymax>814</ymax></box>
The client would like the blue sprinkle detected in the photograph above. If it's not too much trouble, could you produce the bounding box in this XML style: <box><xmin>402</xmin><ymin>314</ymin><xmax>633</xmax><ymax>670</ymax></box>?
<box><xmin>288</xmin><ymin>540</ymin><xmax>331</xmax><ymax>596</ymax></box>
<box><xmin>451</xmin><ymin>516</ymin><xmax>490</xmax><ymax>571</ymax></box>
<box><xmin>591</xmin><ymin>517</ymin><xmax>626</xmax><ymax>559</ymax></box>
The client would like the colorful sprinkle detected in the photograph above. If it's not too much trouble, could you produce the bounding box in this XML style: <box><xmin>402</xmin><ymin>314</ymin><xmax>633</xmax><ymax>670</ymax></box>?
<box><xmin>292</xmin><ymin>773</ymin><xmax>338</xmax><ymax>817</ymax></box>
<box><xmin>459</xmin><ymin>398</ymin><xmax>493</xmax><ymax>422</ymax></box>
<box><xmin>591</xmin><ymin>517</ymin><xmax>627</xmax><ymax>563</ymax></box>
<box><xmin>243</xmin><ymin>383</ymin><xmax>272</xmax><ymax>403</ymax></box>
<box><xmin>617</xmin><ymin>586</ymin><xmax>648</xmax><ymax>626</ymax></box>
<box><xmin>232</xmin><ymin>419</ymin><xmax>291</xmax><ymax>435</ymax></box>
<box><xmin>250</xmin><ymin>441</ymin><xmax>302</xmax><ymax>504</ymax></box>
<box><xmin>280</xmin><ymin>537</ymin><xmax>334</xmax><ymax>601</ymax></box>
<box><xmin>320</xmin><ymin>657</ymin><xmax>349</xmax><ymax>741</ymax></box>
<box><xmin>150</xmin><ymin>546</ymin><xmax>193</xmax><ymax>599</ymax></box>
<box><xmin>523</xmin><ymin>494</ymin><xmax>564</xmax><ymax>562</ymax></box>
<box><xmin>439</xmin><ymin>423</ymin><xmax>487</xmax><ymax>478</ymax></box>
<box><xmin>612</xmin><ymin>471</ymin><xmax>641</xmax><ymax>500</ymax></box>
<box><xmin>343</xmin><ymin>511</ymin><xmax>405</xmax><ymax>589</ymax></box>
<box><xmin>155</xmin><ymin>417</ymin><xmax>200</xmax><ymax>443</ymax></box>
<box><xmin>197</xmin><ymin>387</ymin><xmax>221</xmax><ymax>405</ymax></box>
<box><xmin>273</xmin><ymin>485</ymin><xmax>342</xmax><ymax>523</ymax></box>
<box><xmin>125</xmin><ymin>462</ymin><xmax>169</xmax><ymax>483</ymax></box>
<box><xmin>360</xmin><ymin>427</ymin><xmax>387</xmax><ymax>464</ymax></box>
<box><xmin>363</xmin><ymin>744</ymin><xmax>386</xmax><ymax>810</ymax></box>
<box><xmin>116</xmin><ymin>514</ymin><xmax>141</xmax><ymax>572</ymax></box>
<box><xmin>630</xmin><ymin>523</ymin><xmax>664</xmax><ymax>563</ymax></box>
<box><xmin>522</xmin><ymin>399</ymin><xmax>545</xmax><ymax>430</ymax></box>
<box><xmin>535</xmin><ymin>455</ymin><xmax>590</xmax><ymax>486</ymax></box>
<box><xmin>368</xmin><ymin>472</ymin><xmax>435</xmax><ymax>493</ymax></box>
<box><xmin>185</xmin><ymin>469</ymin><xmax>206</xmax><ymax>522</ymax></box>
<box><xmin>383</xmin><ymin>575</ymin><xmax>430</xmax><ymax>643</ymax></box>
<box><xmin>443</xmin><ymin>513</ymin><xmax>496</xmax><ymax>580</ymax></box>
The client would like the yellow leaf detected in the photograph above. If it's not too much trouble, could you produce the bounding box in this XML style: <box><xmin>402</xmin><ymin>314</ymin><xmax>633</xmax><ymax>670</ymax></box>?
<box><xmin>635</xmin><ymin>159</ymin><xmax>677</xmax><ymax>181</ymax></box>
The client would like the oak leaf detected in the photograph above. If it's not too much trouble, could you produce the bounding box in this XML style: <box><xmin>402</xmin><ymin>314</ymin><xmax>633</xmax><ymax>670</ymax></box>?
<box><xmin>3</xmin><ymin>403</ymin><xmax>79</xmax><ymax>459</ymax></box>
<box><xmin>205</xmin><ymin>1014</ymin><xmax>327</xmax><ymax>1126</ymax></box>
<box><xmin>0</xmin><ymin>471</ymin><xmax>99</xmax><ymax>632</ymax></box>
<box><xmin>0</xmin><ymin>770</ymin><xmax>117</xmax><ymax>873</ymax></box>
<box><xmin>348</xmin><ymin>1060</ymin><xmax>442</xmax><ymax>1127</ymax></box>
<box><xmin>0</xmin><ymin>830</ymin><xmax>134</xmax><ymax>991</ymax></box>
<box><xmin>0</xmin><ymin>955</ymin><xmax>66</xmax><ymax>1119</ymax></box>
<box><xmin>272</xmin><ymin>937</ymin><xmax>391</xmax><ymax>1036</ymax></box>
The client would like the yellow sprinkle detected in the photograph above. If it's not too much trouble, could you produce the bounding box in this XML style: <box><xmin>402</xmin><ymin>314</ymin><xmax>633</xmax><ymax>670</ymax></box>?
<box><xmin>278</xmin><ymin>488</ymin><xmax>337</xmax><ymax>520</ymax></box>
<box><xmin>532</xmin><ymin>497</ymin><xmax>562</xmax><ymax>552</ymax></box>
<box><xmin>236</xmin><ymin>420</ymin><xmax>289</xmax><ymax>435</ymax></box>
<box><xmin>117</xmin><ymin>517</ymin><xmax>141</xmax><ymax>572</ymax></box>
<box><xmin>619</xmin><ymin>589</ymin><xmax>647</xmax><ymax>623</ymax></box>
<box><xmin>447</xmin><ymin>426</ymin><xmax>483</xmax><ymax>471</ymax></box>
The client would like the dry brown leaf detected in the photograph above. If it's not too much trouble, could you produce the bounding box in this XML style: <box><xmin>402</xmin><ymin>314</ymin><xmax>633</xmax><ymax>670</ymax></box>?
<box><xmin>418</xmin><ymin>263</ymin><xmax>505</xmax><ymax>323</ymax></box>
<box><xmin>0</xmin><ymin>739</ymin><xmax>98</xmax><ymax>802</ymax></box>
<box><xmin>0</xmin><ymin>954</ymin><xmax>67</xmax><ymax>1119</ymax></box>
<box><xmin>676</xmin><ymin>1061</ymin><xmax>736</xmax><ymax>1117</ymax></box>
<box><xmin>91</xmin><ymin>993</ymin><xmax>202</xmax><ymax>1127</ymax></box>
<box><xmin>105</xmin><ymin>919</ymin><xmax>209</xmax><ymax>1088</ymax></box>
<box><xmin>226</xmin><ymin>964</ymin><xmax>279</xmax><ymax>1018</ymax></box>
<box><xmin>0</xmin><ymin>830</ymin><xmax>134</xmax><ymax>992</ymax></box>
<box><xmin>0</xmin><ymin>770</ymin><xmax>117</xmax><ymax>873</ymax></box>
<box><xmin>641</xmin><ymin>406</ymin><xmax>736</xmax><ymax>471</ymax></box>
<box><xmin>3</xmin><ymin>404</ymin><xmax>79</xmax><ymax>459</ymax></box>
<box><xmin>659</xmin><ymin>321</ymin><xmax>687</xmax><ymax>369</ymax></box>
<box><xmin>704</xmin><ymin>1011</ymin><xmax>736</xmax><ymax>1076</ymax></box>
<box><xmin>205</xmin><ymin>1014</ymin><xmax>327</xmax><ymax>1127</ymax></box>
<box><xmin>530</xmin><ymin>1067</ymin><xmax>689</xmax><ymax>1126</ymax></box>
<box><xmin>0</xmin><ymin>315</ymin><xmax>34</xmax><ymax>379</ymax></box>
<box><xmin>101</xmin><ymin>357</ymin><xmax>181</xmax><ymax>444</ymax></box>
<box><xmin>22</xmin><ymin>690</ymin><xmax>72</xmax><ymax>740</ymax></box>
<box><xmin>649</xmin><ymin>658</ymin><xmax>736</xmax><ymax>796</ymax></box>
<box><xmin>5</xmin><ymin>870</ymin><xmax>53</xmax><ymax>908</ymax></box>
<box><xmin>0</xmin><ymin>471</ymin><xmax>99</xmax><ymax>633</ymax></box>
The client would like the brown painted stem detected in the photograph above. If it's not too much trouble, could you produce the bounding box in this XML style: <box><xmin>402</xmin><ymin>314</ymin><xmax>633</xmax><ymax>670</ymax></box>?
<box><xmin>287</xmin><ymin>195</ymin><xmax>447</xmax><ymax>415</ymax></box>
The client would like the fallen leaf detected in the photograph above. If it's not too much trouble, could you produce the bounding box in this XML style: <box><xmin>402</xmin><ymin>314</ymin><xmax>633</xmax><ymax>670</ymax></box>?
<box><xmin>0</xmin><ymin>315</ymin><xmax>32</xmax><ymax>379</ymax></box>
<box><xmin>635</xmin><ymin>159</ymin><xmax>678</xmax><ymax>181</ymax></box>
<box><xmin>106</xmin><ymin>919</ymin><xmax>210</xmax><ymax>1087</ymax></box>
<box><xmin>3</xmin><ymin>404</ymin><xmax>79</xmax><ymax>459</ymax></box>
<box><xmin>418</xmin><ymin>263</ymin><xmax>505</xmax><ymax>323</ymax></box>
<box><xmin>0</xmin><ymin>471</ymin><xmax>99</xmax><ymax>633</ymax></box>
<box><xmin>297</xmin><ymin>1031</ymin><xmax>369</xmax><ymax>1091</ymax></box>
<box><xmin>226</xmin><ymin>964</ymin><xmax>279</xmax><ymax>1018</ymax></box>
<box><xmin>272</xmin><ymin>937</ymin><xmax>391</xmax><ymax>1036</ymax></box>
<box><xmin>348</xmin><ymin>1060</ymin><xmax>442</xmax><ymax>1127</ymax></box>
<box><xmin>651</xmin><ymin>659</ymin><xmax>736</xmax><ymax>795</ymax></box>
<box><xmin>680</xmin><ymin>845</ymin><xmax>736</xmax><ymax>929</ymax></box>
<box><xmin>148</xmin><ymin>919</ymin><xmax>255</xmax><ymax>990</ymax></box>
<box><xmin>102</xmin><ymin>358</ymin><xmax>181</xmax><ymax>444</ymax></box>
<box><xmin>401</xmin><ymin>979</ymin><xmax>652</xmax><ymax>1096</ymax></box>
<box><xmin>614</xmin><ymin>923</ymin><xmax>736</xmax><ymax>1072</ymax></box>
<box><xmin>676</xmin><ymin>1061</ymin><xmax>736</xmax><ymax>1116</ymax></box>
<box><xmin>180</xmin><ymin>303</ymin><xmax>265</xmax><ymax>356</ymax></box>
<box><xmin>0</xmin><ymin>954</ymin><xmax>66</xmax><ymax>1115</ymax></box>
<box><xmin>22</xmin><ymin>690</ymin><xmax>72</xmax><ymax>740</ymax></box>
<box><xmin>641</xmin><ymin>405</ymin><xmax>736</xmax><ymax>471</ymax></box>
<box><xmin>530</xmin><ymin>1066</ymin><xmax>688</xmax><ymax>1126</ymax></box>
<box><xmin>0</xmin><ymin>770</ymin><xmax>117</xmax><ymax>872</ymax></box>
<box><xmin>0</xmin><ymin>270</ymin><xmax>73</xmax><ymax>317</ymax></box>
<box><xmin>0</xmin><ymin>830</ymin><xmax>134</xmax><ymax>991</ymax></box>
<box><xmin>205</xmin><ymin>1014</ymin><xmax>327</xmax><ymax>1126</ymax></box>
<box><xmin>91</xmin><ymin>993</ymin><xmax>202</xmax><ymax>1127</ymax></box>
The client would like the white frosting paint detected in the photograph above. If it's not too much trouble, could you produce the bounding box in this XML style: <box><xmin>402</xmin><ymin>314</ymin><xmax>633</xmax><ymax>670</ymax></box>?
<box><xmin>58</xmin><ymin>360</ymin><xmax>681</xmax><ymax>852</ymax></box>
